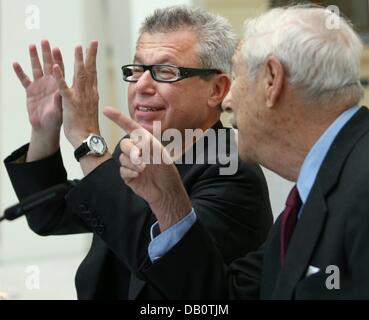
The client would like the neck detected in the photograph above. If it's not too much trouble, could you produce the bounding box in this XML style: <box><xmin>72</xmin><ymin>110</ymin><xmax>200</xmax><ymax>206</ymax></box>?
<box><xmin>259</xmin><ymin>143</ymin><xmax>309</xmax><ymax>182</ymax></box>
<box><xmin>260</xmin><ymin>100</ymin><xmax>356</xmax><ymax>182</ymax></box>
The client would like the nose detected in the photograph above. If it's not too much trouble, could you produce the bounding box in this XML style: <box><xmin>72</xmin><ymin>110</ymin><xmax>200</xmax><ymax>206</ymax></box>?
<box><xmin>134</xmin><ymin>70</ymin><xmax>156</xmax><ymax>95</ymax></box>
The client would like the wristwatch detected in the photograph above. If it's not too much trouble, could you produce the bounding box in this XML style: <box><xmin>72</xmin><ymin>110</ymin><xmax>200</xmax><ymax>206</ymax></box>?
<box><xmin>74</xmin><ymin>134</ymin><xmax>107</xmax><ymax>162</ymax></box>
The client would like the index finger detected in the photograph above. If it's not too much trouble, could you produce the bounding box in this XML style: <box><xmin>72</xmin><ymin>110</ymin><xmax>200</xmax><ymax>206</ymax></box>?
<box><xmin>103</xmin><ymin>106</ymin><xmax>142</xmax><ymax>134</ymax></box>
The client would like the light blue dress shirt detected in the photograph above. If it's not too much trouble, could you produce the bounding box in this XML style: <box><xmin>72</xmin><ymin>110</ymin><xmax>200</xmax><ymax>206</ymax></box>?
<box><xmin>148</xmin><ymin>106</ymin><xmax>360</xmax><ymax>262</ymax></box>
<box><xmin>148</xmin><ymin>209</ymin><xmax>196</xmax><ymax>262</ymax></box>
<box><xmin>296</xmin><ymin>105</ymin><xmax>359</xmax><ymax>211</ymax></box>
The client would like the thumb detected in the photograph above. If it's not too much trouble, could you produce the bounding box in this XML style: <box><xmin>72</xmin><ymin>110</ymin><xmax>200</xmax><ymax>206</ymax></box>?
<box><xmin>103</xmin><ymin>106</ymin><xmax>142</xmax><ymax>134</ymax></box>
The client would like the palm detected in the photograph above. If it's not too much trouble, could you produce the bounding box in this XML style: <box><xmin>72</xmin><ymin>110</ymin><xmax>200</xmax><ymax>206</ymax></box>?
<box><xmin>13</xmin><ymin>41</ymin><xmax>65</xmax><ymax>134</ymax></box>
<box><xmin>26</xmin><ymin>75</ymin><xmax>62</xmax><ymax>131</ymax></box>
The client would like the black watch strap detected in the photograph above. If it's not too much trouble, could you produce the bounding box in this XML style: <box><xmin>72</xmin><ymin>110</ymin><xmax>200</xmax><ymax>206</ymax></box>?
<box><xmin>74</xmin><ymin>142</ymin><xmax>90</xmax><ymax>162</ymax></box>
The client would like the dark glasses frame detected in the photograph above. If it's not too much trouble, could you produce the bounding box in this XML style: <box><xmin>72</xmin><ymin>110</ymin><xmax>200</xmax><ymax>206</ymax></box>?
<box><xmin>121</xmin><ymin>64</ymin><xmax>222</xmax><ymax>83</ymax></box>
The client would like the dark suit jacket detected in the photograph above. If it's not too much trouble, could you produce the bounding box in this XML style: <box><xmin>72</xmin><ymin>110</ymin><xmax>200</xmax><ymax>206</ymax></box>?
<box><xmin>140</xmin><ymin>107</ymin><xmax>369</xmax><ymax>299</ymax></box>
<box><xmin>4</xmin><ymin>121</ymin><xmax>273</xmax><ymax>299</ymax></box>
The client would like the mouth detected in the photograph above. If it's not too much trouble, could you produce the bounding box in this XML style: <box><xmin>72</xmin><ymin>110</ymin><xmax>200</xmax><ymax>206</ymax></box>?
<box><xmin>134</xmin><ymin>105</ymin><xmax>166</xmax><ymax>130</ymax></box>
<box><xmin>136</xmin><ymin>105</ymin><xmax>166</xmax><ymax>112</ymax></box>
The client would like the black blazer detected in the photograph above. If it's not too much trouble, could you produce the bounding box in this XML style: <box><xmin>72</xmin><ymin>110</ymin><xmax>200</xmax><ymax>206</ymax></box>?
<box><xmin>140</xmin><ymin>107</ymin><xmax>369</xmax><ymax>299</ymax></box>
<box><xmin>4</xmin><ymin>121</ymin><xmax>273</xmax><ymax>299</ymax></box>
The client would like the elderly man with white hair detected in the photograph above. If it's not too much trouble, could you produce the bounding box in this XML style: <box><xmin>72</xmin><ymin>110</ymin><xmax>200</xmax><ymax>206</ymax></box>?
<box><xmin>104</xmin><ymin>4</ymin><xmax>369</xmax><ymax>299</ymax></box>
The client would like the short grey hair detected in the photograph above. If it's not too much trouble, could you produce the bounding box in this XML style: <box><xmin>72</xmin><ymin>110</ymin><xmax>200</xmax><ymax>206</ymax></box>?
<box><xmin>139</xmin><ymin>5</ymin><xmax>236</xmax><ymax>75</ymax></box>
<box><xmin>241</xmin><ymin>4</ymin><xmax>364</xmax><ymax>105</ymax></box>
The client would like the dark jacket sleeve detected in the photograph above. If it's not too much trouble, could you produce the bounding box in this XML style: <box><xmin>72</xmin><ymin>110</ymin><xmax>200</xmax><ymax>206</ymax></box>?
<box><xmin>189</xmin><ymin>160</ymin><xmax>272</xmax><ymax>263</ymax></box>
<box><xmin>4</xmin><ymin>144</ymin><xmax>89</xmax><ymax>235</ymax></box>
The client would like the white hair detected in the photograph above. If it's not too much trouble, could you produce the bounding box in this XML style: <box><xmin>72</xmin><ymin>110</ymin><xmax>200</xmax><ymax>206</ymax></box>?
<box><xmin>139</xmin><ymin>5</ymin><xmax>236</xmax><ymax>75</ymax></box>
<box><xmin>241</xmin><ymin>4</ymin><xmax>364</xmax><ymax>104</ymax></box>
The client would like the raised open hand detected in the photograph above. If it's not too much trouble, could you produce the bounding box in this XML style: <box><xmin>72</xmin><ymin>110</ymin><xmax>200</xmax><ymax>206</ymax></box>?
<box><xmin>52</xmin><ymin>41</ymin><xmax>100</xmax><ymax>149</ymax></box>
<box><xmin>13</xmin><ymin>40</ymin><xmax>64</xmax><ymax>134</ymax></box>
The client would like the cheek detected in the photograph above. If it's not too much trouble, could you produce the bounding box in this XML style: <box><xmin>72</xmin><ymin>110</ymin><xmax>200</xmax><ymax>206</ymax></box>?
<box><xmin>240</xmin><ymin>107</ymin><xmax>255</xmax><ymax>132</ymax></box>
<box><xmin>127</xmin><ymin>84</ymin><xmax>134</xmax><ymax>98</ymax></box>
<box><xmin>159</xmin><ymin>86</ymin><xmax>186</xmax><ymax>115</ymax></box>
<box><xmin>236</xmin><ymin>110</ymin><xmax>246</xmax><ymax>132</ymax></box>
<box><xmin>236</xmin><ymin>110</ymin><xmax>254</xmax><ymax>160</ymax></box>
<box><xmin>158</xmin><ymin>86</ymin><xmax>174</xmax><ymax>104</ymax></box>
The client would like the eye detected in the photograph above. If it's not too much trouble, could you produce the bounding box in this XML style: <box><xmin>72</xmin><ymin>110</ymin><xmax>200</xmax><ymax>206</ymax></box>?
<box><xmin>132</xmin><ymin>66</ymin><xmax>144</xmax><ymax>74</ymax></box>
<box><xmin>126</xmin><ymin>66</ymin><xmax>145</xmax><ymax>81</ymax></box>
<box><xmin>155</xmin><ymin>66</ymin><xmax>178</xmax><ymax>80</ymax></box>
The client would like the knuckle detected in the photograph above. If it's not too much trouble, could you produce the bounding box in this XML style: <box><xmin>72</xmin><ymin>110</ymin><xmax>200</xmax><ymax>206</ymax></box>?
<box><xmin>119</xmin><ymin>153</ymin><xmax>127</xmax><ymax>164</ymax></box>
<box><xmin>77</xmin><ymin>72</ymin><xmax>87</xmax><ymax>81</ymax></box>
<box><xmin>121</xmin><ymin>138</ymin><xmax>132</xmax><ymax>151</ymax></box>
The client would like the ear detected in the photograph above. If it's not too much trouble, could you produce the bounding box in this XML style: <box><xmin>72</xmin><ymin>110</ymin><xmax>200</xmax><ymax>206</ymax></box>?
<box><xmin>207</xmin><ymin>74</ymin><xmax>231</xmax><ymax>109</ymax></box>
<box><xmin>263</xmin><ymin>56</ymin><xmax>285</xmax><ymax>108</ymax></box>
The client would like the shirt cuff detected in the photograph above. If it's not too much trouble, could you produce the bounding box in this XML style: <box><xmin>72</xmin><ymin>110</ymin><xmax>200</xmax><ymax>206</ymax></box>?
<box><xmin>148</xmin><ymin>209</ymin><xmax>197</xmax><ymax>262</ymax></box>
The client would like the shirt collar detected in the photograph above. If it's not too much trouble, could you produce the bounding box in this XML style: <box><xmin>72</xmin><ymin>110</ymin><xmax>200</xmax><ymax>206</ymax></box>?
<box><xmin>297</xmin><ymin>106</ymin><xmax>359</xmax><ymax>204</ymax></box>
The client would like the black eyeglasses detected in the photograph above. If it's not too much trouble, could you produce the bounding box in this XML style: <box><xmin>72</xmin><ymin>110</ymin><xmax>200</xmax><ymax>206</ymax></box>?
<box><xmin>122</xmin><ymin>64</ymin><xmax>221</xmax><ymax>83</ymax></box>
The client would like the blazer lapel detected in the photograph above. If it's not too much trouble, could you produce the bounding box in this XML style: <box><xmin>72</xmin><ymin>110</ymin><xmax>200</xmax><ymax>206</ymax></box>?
<box><xmin>128</xmin><ymin>274</ymin><xmax>146</xmax><ymax>300</ymax></box>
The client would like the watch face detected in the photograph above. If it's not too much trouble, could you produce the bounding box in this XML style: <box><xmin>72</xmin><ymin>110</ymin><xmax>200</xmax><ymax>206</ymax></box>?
<box><xmin>89</xmin><ymin>135</ymin><xmax>106</xmax><ymax>154</ymax></box>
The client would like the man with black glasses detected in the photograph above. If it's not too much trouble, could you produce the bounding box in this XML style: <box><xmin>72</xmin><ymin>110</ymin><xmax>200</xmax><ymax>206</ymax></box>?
<box><xmin>4</xmin><ymin>6</ymin><xmax>272</xmax><ymax>299</ymax></box>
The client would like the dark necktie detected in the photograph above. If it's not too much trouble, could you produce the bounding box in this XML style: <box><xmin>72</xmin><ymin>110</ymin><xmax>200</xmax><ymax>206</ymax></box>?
<box><xmin>280</xmin><ymin>185</ymin><xmax>302</xmax><ymax>265</ymax></box>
